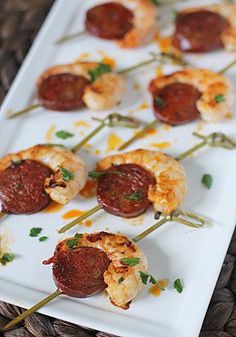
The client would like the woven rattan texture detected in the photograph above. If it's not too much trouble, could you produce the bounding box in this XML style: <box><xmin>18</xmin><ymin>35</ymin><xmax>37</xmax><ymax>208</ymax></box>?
<box><xmin>0</xmin><ymin>1</ymin><xmax>236</xmax><ymax>336</ymax></box>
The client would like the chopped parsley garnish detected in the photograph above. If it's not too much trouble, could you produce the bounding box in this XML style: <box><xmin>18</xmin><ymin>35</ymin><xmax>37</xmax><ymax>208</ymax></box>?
<box><xmin>0</xmin><ymin>253</ymin><xmax>15</xmax><ymax>266</ymax></box>
<box><xmin>118</xmin><ymin>277</ymin><xmax>125</xmax><ymax>284</ymax></box>
<box><xmin>43</xmin><ymin>143</ymin><xmax>65</xmax><ymax>147</ymax></box>
<box><xmin>214</xmin><ymin>94</ymin><xmax>225</xmax><ymax>103</ymax></box>
<box><xmin>149</xmin><ymin>0</ymin><xmax>159</xmax><ymax>5</ymax></box>
<box><xmin>202</xmin><ymin>174</ymin><xmax>213</xmax><ymax>189</ymax></box>
<box><xmin>55</xmin><ymin>130</ymin><xmax>74</xmax><ymax>140</ymax></box>
<box><xmin>39</xmin><ymin>236</ymin><xmax>48</xmax><ymax>242</ymax></box>
<box><xmin>124</xmin><ymin>191</ymin><xmax>142</xmax><ymax>201</ymax></box>
<box><xmin>29</xmin><ymin>227</ymin><xmax>42</xmax><ymax>237</ymax></box>
<box><xmin>121</xmin><ymin>257</ymin><xmax>140</xmax><ymax>267</ymax></box>
<box><xmin>58</xmin><ymin>166</ymin><xmax>74</xmax><ymax>182</ymax></box>
<box><xmin>88</xmin><ymin>170</ymin><xmax>125</xmax><ymax>180</ymax></box>
<box><xmin>139</xmin><ymin>271</ymin><xmax>166</xmax><ymax>291</ymax></box>
<box><xmin>88</xmin><ymin>63</ymin><xmax>112</xmax><ymax>82</ymax></box>
<box><xmin>154</xmin><ymin>96</ymin><xmax>164</xmax><ymax>107</ymax></box>
<box><xmin>66</xmin><ymin>233</ymin><xmax>83</xmax><ymax>249</ymax></box>
<box><xmin>174</xmin><ymin>278</ymin><xmax>183</xmax><ymax>293</ymax></box>
<box><xmin>11</xmin><ymin>159</ymin><xmax>23</xmax><ymax>166</ymax></box>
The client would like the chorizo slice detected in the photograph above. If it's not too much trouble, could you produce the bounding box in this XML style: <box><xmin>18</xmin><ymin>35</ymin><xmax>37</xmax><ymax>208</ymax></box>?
<box><xmin>0</xmin><ymin>160</ymin><xmax>52</xmax><ymax>214</ymax></box>
<box><xmin>85</xmin><ymin>2</ymin><xmax>134</xmax><ymax>40</ymax></box>
<box><xmin>96</xmin><ymin>163</ymin><xmax>155</xmax><ymax>218</ymax></box>
<box><xmin>52</xmin><ymin>246</ymin><xmax>110</xmax><ymax>298</ymax></box>
<box><xmin>150</xmin><ymin>82</ymin><xmax>201</xmax><ymax>125</ymax></box>
<box><xmin>38</xmin><ymin>73</ymin><xmax>89</xmax><ymax>111</ymax></box>
<box><xmin>173</xmin><ymin>10</ymin><xmax>230</xmax><ymax>52</ymax></box>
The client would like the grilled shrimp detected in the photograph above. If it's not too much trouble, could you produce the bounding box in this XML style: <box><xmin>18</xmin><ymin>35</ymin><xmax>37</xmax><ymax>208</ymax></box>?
<box><xmin>0</xmin><ymin>145</ymin><xmax>87</xmax><ymax>204</ymax></box>
<box><xmin>52</xmin><ymin>231</ymin><xmax>148</xmax><ymax>309</ymax></box>
<box><xmin>114</xmin><ymin>0</ymin><xmax>156</xmax><ymax>48</ymax></box>
<box><xmin>181</xmin><ymin>4</ymin><xmax>236</xmax><ymax>51</ymax></box>
<box><xmin>37</xmin><ymin>61</ymin><xmax>125</xmax><ymax>111</ymax></box>
<box><xmin>150</xmin><ymin>69</ymin><xmax>233</xmax><ymax>123</ymax></box>
<box><xmin>83</xmin><ymin>73</ymin><xmax>125</xmax><ymax>110</ymax></box>
<box><xmin>97</xmin><ymin>149</ymin><xmax>187</xmax><ymax>214</ymax></box>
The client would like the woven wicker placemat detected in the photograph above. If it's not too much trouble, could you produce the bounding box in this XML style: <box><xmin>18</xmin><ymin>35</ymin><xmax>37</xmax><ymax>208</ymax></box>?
<box><xmin>0</xmin><ymin>1</ymin><xmax>235</xmax><ymax>336</ymax></box>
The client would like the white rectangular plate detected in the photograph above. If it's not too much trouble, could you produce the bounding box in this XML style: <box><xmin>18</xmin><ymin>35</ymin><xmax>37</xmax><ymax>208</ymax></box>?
<box><xmin>0</xmin><ymin>1</ymin><xmax>236</xmax><ymax>336</ymax></box>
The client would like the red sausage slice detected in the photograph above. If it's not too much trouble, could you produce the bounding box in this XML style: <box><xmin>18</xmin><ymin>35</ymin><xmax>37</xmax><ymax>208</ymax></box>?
<box><xmin>0</xmin><ymin>160</ymin><xmax>51</xmax><ymax>214</ymax></box>
<box><xmin>173</xmin><ymin>10</ymin><xmax>230</xmax><ymax>53</ymax></box>
<box><xmin>85</xmin><ymin>2</ymin><xmax>134</xmax><ymax>40</ymax></box>
<box><xmin>38</xmin><ymin>73</ymin><xmax>89</xmax><ymax>111</ymax></box>
<box><xmin>97</xmin><ymin>163</ymin><xmax>155</xmax><ymax>218</ymax></box>
<box><xmin>53</xmin><ymin>246</ymin><xmax>110</xmax><ymax>298</ymax></box>
<box><xmin>150</xmin><ymin>82</ymin><xmax>201</xmax><ymax>126</ymax></box>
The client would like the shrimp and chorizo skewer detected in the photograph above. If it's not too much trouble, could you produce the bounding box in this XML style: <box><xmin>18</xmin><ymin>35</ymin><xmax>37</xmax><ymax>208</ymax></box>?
<box><xmin>56</xmin><ymin>0</ymin><xmax>156</xmax><ymax>48</ymax></box>
<box><xmin>3</xmin><ymin>215</ymin><xmax>206</xmax><ymax>332</ymax></box>
<box><xmin>59</xmin><ymin>131</ymin><xmax>236</xmax><ymax>234</ymax></box>
<box><xmin>119</xmin><ymin>62</ymin><xmax>236</xmax><ymax>151</ymax></box>
<box><xmin>0</xmin><ymin>144</ymin><xmax>86</xmax><ymax>215</ymax></box>
<box><xmin>8</xmin><ymin>52</ymin><xmax>186</xmax><ymax>119</ymax></box>
<box><xmin>173</xmin><ymin>3</ymin><xmax>236</xmax><ymax>53</ymax></box>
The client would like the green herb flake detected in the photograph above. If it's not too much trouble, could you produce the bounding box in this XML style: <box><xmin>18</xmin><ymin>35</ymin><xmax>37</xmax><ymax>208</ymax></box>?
<box><xmin>174</xmin><ymin>278</ymin><xmax>183</xmax><ymax>293</ymax></box>
<box><xmin>149</xmin><ymin>0</ymin><xmax>159</xmax><ymax>5</ymax></box>
<box><xmin>139</xmin><ymin>271</ymin><xmax>150</xmax><ymax>285</ymax></box>
<box><xmin>39</xmin><ymin>236</ymin><xmax>48</xmax><ymax>242</ymax></box>
<box><xmin>121</xmin><ymin>257</ymin><xmax>140</xmax><ymax>267</ymax></box>
<box><xmin>74</xmin><ymin>233</ymin><xmax>83</xmax><ymax>239</ymax></box>
<box><xmin>124</xmin><ymin>191</ymin><xmax>142</xmax><ymax>201</ymax></box>
<box><xmin>154</xmin><ymin>96</ymin><xmax>164</xmax><ymax>107</ymax></box>
<box><xmin>0</xmin><ymin>253</ymin><xmax>15</xmax><ymax>266</ymax></box>
<box><xmin>202</xmin><ymin>174</ymin><xmax>213</xmax><ymax>189</ymax></box>
<box><xmin>139</xmin><ymin>271</ymin><xmax>166</xmax><ymax>290</ymax></box>
<box><xmin>149</xmin><ymin>275</ymin><xmax>157</xmax><ymax>285</ymax></box>
<box><xmin>214</xmin><ymin>94</ymin><xmax>225</xmax><ymax>103</ymax></box>
<box><xmin>66</xmin><ymin>233</ymin><xmax>83</xmax><ymax>249</ymax></box>
<box><xmin>88</xmin><ymin>170</ymin><xmax>125</xmax><ymax>180</ymax></box>
<box><xmin>29</xmin><ymin>227</ymin><xmax>42</xmax><ymax>237</ymax></box>
<box><xmin>55</xmin><ymin>130</ymin><xmax>74</xmax><ymax>140</ymax></box>
<box><xmin>118</xmin><ymin>277</ymin><xmax>125</xmax><ymax>284</ymax></box>
<box><xmin>58</xmin><ymin>166</ymin><xmax>74</xmax><ymax>182</ymax></box>
<box><xmin>43</xmin><ymin>143</ymin><xmax>65</xmax><ymax>147</ymax></box>
<box><xmin>88</xmin><ymin>63</ymin><xmax>112</xmax><ymax>82</ymax></box>
<box><xmin>11</xmin><ymin>159</ymin><xmax>23</xmax><ymax>166</ymax></box>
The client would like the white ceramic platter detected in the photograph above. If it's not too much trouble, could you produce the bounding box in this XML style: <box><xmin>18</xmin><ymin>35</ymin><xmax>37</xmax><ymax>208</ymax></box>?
<box><xmin>0</xmin><ymin>0</ymin><xmax>236</xmax><ymax>336</ymax></box>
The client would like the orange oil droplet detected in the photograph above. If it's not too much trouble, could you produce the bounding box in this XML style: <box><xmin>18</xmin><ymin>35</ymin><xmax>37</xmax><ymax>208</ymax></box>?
<box><xmin>149</xmin><ymin>141</ymin><xmax>170</xmax><ymax>149</ymax></box>
<box><xmin>45</xmin><ymin>124</ymin><xmax>56</xmax><ymax>142</ymax></box>
<box><xmin>156</xmin><ymin>65</ymin><xmax>163</xmax><ymax>77</ymax></box>
<box><xmin>106</xmin><ymin>133</ymin><xmax>123</xmax><ymax>152</ymax></box>
<box><xmin>146</xmin><ymin>128</ymin><xmax>157</xmax><ymax>135</ymax></box>
<box><xmin>80</xmin><ymin>180</ymin><xmax>97</xmax><ymax>198</ymax></box>
<box><xmin>85</xmin><ymin>220</ymin><xmax>92</xmax><ymax>227</ymax></box>
<box><xmin>102</xmin><ymin>56</ymin><xmax>116</xmax><ymax>68</ymax></box>
<box><xmin>62</xmin><ymin>210</ymin><xmax>84</xmax><ymax>220</ymax></box>
<box><xmin>138</xmin><ymin>102</ymin><xmax>150</xmax><ymax>110</ymax></box>
<box><xmin>149</xmin><ymin>279</ymin><xmax>169</xmax><ymax>297</ymax></box>
<box><xmin>94</xmin><ymin>149</ymin><xmax>100</xmax><ymax>156</ymax></box>
<box><xmin>74</xmin><ymin>120</ymin><xmax>90</xmax><ymax>128</ymax></box>
<box><xmin>43</xmin><ymin>201</ymin><xmax>64</xmax><ymax>213</ymax></box>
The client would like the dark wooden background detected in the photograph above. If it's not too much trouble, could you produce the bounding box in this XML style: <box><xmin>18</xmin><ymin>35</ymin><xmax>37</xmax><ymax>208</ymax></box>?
<box><xmin>0</xmin><ymin>1</ymin><xmax>235</xmax><ymax>336</ymax></box>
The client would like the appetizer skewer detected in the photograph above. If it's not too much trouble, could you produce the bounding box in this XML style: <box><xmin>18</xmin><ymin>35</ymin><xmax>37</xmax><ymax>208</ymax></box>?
<box><xmin>7</xmin><ymin>52</ymin><xmax>186</xmax><ymax>119</ymax></box>
<box><xmin>59</xmin><ymin>132</ymin><xmax>236</xmax><ymax>233</ymax></box>
<box><xmin>0</xmin><ymin>114</ymin><xmax>140</xmax><ymax>219</ymax></box>
<box><xmin>173</xmin><ymin>4</ymin><xmax>236</xmax><ymax>53</ymax></box>
<box><xmin>2</xmin><ymin>214</ymin><xmax>205</xmax><ymax>332</ymax></box>
<box><xmin>0</xmin><ymin>145</ymin><xmax>86</xmax><ymax>215</ymax></box>
<box><xmin>56</xmin><ymin>0</ymin><xmax>156</xmax><ymax>48</ymax></box>
<box><xmin>119</xmin><ymin>60</ymin><xmax>236</xmax><ymax>150</ymax></box>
